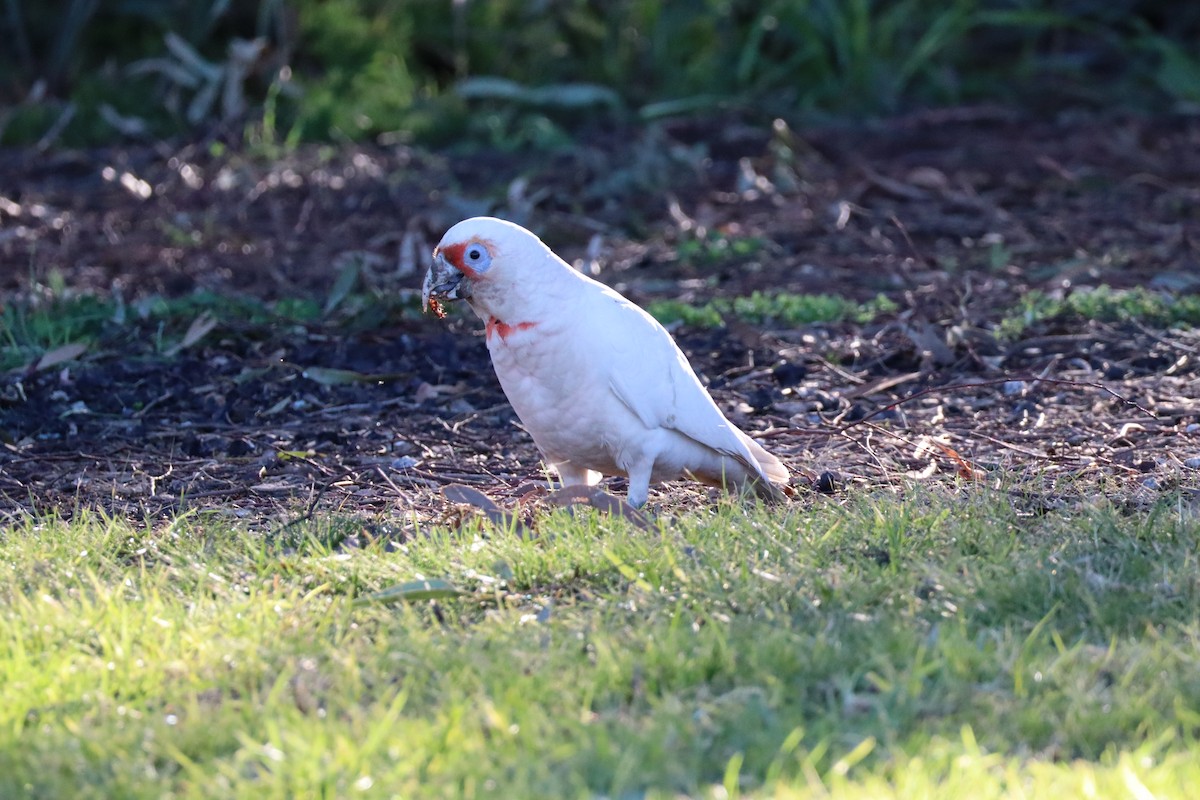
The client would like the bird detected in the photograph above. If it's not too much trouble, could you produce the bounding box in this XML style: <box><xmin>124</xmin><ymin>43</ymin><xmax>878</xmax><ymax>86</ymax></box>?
<box><xmin>422</xmin><ymin>216</ymin><xmax>789</xmax><ymax>508</ymax></box>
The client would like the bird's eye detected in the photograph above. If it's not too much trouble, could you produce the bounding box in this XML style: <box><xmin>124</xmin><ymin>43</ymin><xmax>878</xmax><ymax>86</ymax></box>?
<box><xmin>463</xmin><ymin>243</ymin><xmax>492</xmax><ymax>272</ymax></box>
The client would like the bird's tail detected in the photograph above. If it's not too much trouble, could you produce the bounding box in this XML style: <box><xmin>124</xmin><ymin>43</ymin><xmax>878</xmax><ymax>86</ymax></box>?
<box><xmin>741</xmin><ymin>433</ymin><xmax>790</xmax><ymax>502</ymax></box>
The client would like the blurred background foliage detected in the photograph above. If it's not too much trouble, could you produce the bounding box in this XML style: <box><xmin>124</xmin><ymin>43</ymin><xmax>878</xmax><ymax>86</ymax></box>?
<box><xmin>1</xmin><ymin>0</ymin><xmax>1197</xmax><ymax>148</ymax></box>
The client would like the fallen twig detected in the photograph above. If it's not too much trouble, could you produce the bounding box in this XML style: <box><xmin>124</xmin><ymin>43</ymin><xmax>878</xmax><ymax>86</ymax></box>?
<box><xmin>836</xmin><ymin>376</ymin><xmax>1158</xmax><ymax>434</ymax></box>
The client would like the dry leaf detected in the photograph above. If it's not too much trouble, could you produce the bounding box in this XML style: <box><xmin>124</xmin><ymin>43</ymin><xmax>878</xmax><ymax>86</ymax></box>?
<box><xmin>354</xmin><ymin>578</ymin><xmax>464</xmax><ymax>606</ymax></box>
<box><xmin>414</xmin><ymin>382</ymin><xmax>465</xmax><ymax>402</ymax></box>
<box><xmin>324</xmin><ymin>258</ymin><xmax>360</xmax><ymax>314</ymax></box>
<box><xmin>442</xmin><ymin>484</ymin><xmax>530</xmax><ymax>536</ymax></box>
<box><xmin>933</xmin><ymin>442</ymin><xmax>985</xmax><ymax>481</ymax></box>
<box><xmin>545</xmin><ymin>485</ymin><xmax>655</xmax><ymax>531</ymax></box>
<box><xmin>165</xmin><ymin>312</ymin><xmax>218</xmax><ymax>355</ymax></box>
<box><xmin>300</xmin><ymin>367</ymin><xmax>408</xmax><ymax>386</ymax></box>
<box><xmin>30</xmin><ymin>342</ymin><xmax>88</xmax><ymax>372</ymax></box>
<box><xmin>302</xmin><ymin>366</ymin><xmax>375</xmax><ymax>386</ymax></box>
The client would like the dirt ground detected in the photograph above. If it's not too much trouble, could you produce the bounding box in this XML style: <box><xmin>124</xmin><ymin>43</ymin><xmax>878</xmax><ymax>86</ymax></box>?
<box><xmin>2</xmin><ymin>108</ymin><xmax>1198</xmax><ymax>526</ymax></box>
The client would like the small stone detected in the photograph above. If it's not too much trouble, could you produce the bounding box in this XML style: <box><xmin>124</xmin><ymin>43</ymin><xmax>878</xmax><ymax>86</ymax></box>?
<box><xmin>226</xmin><ymin>438</ymin><xmax>255</xmax><ymax>457</ymax></box>
<box><xmin>842</xmin><ymin>403</ymin><xmax>868</xmax><ymax>423</ymax></box>
<box><xmin>391</xmin><ymin>456</ymin><xmax>419</xmax><ymax>470</ymax></box>
<box><xmin>448</xmin><ymin>398</ymin><xmax>476</xmax><ymax>414</ymax></box>
<box><xmin>746</xmin><ymin>388</ymin><xmax>774</xmax><ymax>412</ymax></box>
<box><xmin>772</xmin><ymin>362</ymin><xmax>807</xmax><ymax>386</ymax></box>
<box><xmin>1002</xmin><ymin>380</ymin><xmax>1027</xmax><ymax>395</ymax></box>
<box><xmin>1141</xmin><ymin>476</ymin><xmax>1161</xmax><ymax>491</ymax></box>
<box><xmin>815</xmin><ymin>470</ymin><xmax>841</xmax><ymax>494</ymax></box>
<box><xmin>1183</xmin><ymin>457</ymin><xmax>1200</xmax><ymax>469</ymax></box>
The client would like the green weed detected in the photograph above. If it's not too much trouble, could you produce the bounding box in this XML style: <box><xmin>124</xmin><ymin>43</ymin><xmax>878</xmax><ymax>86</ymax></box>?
<box><xmin>646</xmin><ymin>299</ymin><xmax>727</xmax><ymax>329</ymax></box>
<box><xmin>648</xmin><ymin>291</ymin><xmax>899</xmax><ymax>328</ymax></box>
<box><xmin>997</xmin><ymin>285</ymin><xmax>1200</xmax><ymax>340</ymax></box>
<box><xmin>677</xmin><ymin>232</ymin><xmax>766</xmax><ymax>266</ymax></box>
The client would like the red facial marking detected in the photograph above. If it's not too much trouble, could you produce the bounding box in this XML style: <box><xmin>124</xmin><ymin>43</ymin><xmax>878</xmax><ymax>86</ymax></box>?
<box><xmin>486</xmin><ymin>317</ymin><xmax>537</xmax><ymax>342</ymax></box>
<box><xmin>440</xmin><ymin>242</ymin><xmax>469</xmax><ymax>274</ymax></box>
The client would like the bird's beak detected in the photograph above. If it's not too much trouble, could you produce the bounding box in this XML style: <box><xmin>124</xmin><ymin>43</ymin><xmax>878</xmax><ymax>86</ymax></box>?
<box><xmin>422</xmin><ymin>250</ymin><xmax>472</xmax><ymax>312</ymax></box>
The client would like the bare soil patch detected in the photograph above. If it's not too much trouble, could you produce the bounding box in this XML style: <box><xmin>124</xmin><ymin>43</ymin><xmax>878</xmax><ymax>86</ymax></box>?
<box><xmin>2</xmin><ymin>110</ymin><xmax>1198</xmax><ymax>523</ymax></box>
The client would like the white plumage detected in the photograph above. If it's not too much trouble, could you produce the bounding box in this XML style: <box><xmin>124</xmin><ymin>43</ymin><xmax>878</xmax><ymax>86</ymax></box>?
<box><xmin>422</xmin><ymin>216</ymin><xmax>788</xmax><ymax>507</ymax></box>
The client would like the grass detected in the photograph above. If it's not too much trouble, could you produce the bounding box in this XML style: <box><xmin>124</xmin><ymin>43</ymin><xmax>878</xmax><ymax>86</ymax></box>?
<box><xmin>0</xmin><ymin>294</ymin><xmax>114</xmax><ymax>370</ymax></box>
<box><xmin>1</xmin><ymin>489</ymin><xmax>1198</xmax><ymax>796</ymax></box>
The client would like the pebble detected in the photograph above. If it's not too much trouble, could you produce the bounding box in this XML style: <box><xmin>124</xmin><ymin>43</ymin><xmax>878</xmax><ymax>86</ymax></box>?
<box><xmin>391</xmin><ymin>456</ymin><xmax>419</xmax><ymax>470</ymax></box>
<box><xmin>448</xmin><ymin>399</ymin><xmax>476</xmax><ymax>414</ymax></box>
<box><xmin>1010</xmin><ymin>399</ymin><xmax>1040</xmax><ymax>418</ymax></box>
<box><xmin>771</xmin><ymin>362</ymin><xmax>807</xmax><ymax>386</ymax></box>
<box><xmin>226</xmin><ymin>438</ymin><xmax>255</xmax><ymax>457</ymax></box>
<box><xmin>814</xmin><ymin>470</ymin><xmax>841</xmax><ymax>494</ymax></box>
<box><xmin>1184</xmin><ymin>457</ymin><xmax>1200</xmax><ymax>469</ymax></box>
<box><xmin>1002</xmin><ymin>380</ymin><xmax>1027</xmax><ymax>395</ymax></box>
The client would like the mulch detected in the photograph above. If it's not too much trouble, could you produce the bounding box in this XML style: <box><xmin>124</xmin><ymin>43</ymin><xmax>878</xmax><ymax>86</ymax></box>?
<box><xmin>2</xmin><ymin>108</ymin><xmax>1198</xmax><ymax>528</ymax></box>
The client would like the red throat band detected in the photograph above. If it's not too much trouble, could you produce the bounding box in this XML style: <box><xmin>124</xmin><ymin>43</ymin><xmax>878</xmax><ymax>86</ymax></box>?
<box><xmin>486</xmin><ymin>318</ymin><xmax>537</xmax><ymax>342</ymax></box>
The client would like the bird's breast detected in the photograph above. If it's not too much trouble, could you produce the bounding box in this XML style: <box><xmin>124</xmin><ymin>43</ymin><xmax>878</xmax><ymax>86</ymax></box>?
<box><xmin>485</xmin><ymin>323</ymin><xmax>630</xmax><ymax>466</ymax></box>
<box><xmin>485</xmin><ymin>320</ymin><xmax>563</xmax><ymax>387</ymax></box>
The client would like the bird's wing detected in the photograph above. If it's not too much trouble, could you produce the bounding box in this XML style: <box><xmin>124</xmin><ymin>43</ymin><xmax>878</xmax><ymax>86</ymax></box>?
<box><xmin>589</xmin><ymin>286</ymin><xmax>769</xmax><ymax>479</ymax></box>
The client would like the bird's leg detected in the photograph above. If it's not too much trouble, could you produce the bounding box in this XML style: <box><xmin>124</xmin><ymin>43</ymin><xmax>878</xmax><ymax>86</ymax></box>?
<box><xmin>553</xmin><ymin>462</ymin><xmax>595</xmax><ymax>489</ymax></box>
<box><xmin>623</xmin><ymin>459</ymin><xmax>653</xmax><ymax>509</ymax></box>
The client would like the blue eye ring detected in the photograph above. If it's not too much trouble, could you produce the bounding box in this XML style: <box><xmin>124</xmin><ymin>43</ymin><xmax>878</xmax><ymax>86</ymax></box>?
<box><xmin>464</xmin><ymin>243</ymin><xmax>492</xmax><ymax>272</ymax></box>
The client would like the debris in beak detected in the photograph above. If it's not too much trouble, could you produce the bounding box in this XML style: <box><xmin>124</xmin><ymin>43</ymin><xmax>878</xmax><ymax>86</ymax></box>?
<box><xmin>421</xmin><ymin>252</ymin><xmax>472</xmax><ymax>318</ymax></box>
<box><xmin>427</xmin><ymin>294</ymin><xmax>446</xmax><ymax>319</ymax></box>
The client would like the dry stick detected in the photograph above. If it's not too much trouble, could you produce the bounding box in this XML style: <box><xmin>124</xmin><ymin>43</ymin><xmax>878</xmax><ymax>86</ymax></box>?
<box><xmin>375</xmin><ymin>465</ymin><xmax>407</xmax><ymax>498</ymax></box>
<box><xmin>272</xmin><ymin>468</ymin><xmax>370</xmax><ymax>535</ymax></box>
<box><xmin>760</xmin><ymin>376</ymin><xmax>1157</xmax><ymax>438</ymax></box>
<box><xmin>837</xmin><ymin>420</ymin><xmax>979</xmax><ymax>481</ymax></box>
<box><xmin>812</xmin><ymin>355</ymin><xmax>866</xmax><ymax>385</ymax></box>
<box><xmin>273</xmin><ymin>461</ymin><xmax>476</xmax><ymax>535</ymax></box>
<box><xmin>967</xmin><ymin>430</ymin><xmax>1137</xmax><ymax>474</ymax></box>
<box><xmin>36</xmin><ymin>102</ymin><xmax>76</xmax><ymax>152</ymax></box>
<box><xmin>1128</xmin><ymin>320</ymin><xmax>1200</xmax><ymax>357</ymax></box>
<box><xmin>835</xmin><ymin>376</ymin><xmax>1158</xmax><ymax>436</ymax></box>
<box><xmin>841</xmin><ymin>424</ymin><xmax>895</xmax><ymax>483</ymax></box>
<box><xmin>763</xmin><ymin>375</ymin><xmax>1159</xmax><ymax>481</ymax></box>
<box><xmin>889</xmin><ymin>214</ymin><xmax>927</xmax><ymax>266</ymax></box>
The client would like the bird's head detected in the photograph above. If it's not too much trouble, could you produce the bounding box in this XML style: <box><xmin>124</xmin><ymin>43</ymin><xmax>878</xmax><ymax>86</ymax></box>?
<box><xmin>422</xmin><ymin>217</ymin><xmax>559</xmax><ymax>320</ymax></box>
